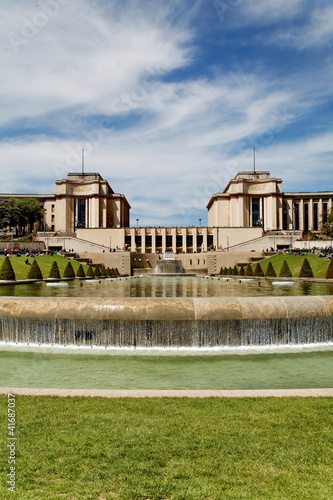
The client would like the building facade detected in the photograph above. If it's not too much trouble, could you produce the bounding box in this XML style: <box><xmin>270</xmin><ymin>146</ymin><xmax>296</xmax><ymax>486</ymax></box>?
<box><xmin>207</xmin><ymin>171</ymin><xmax>333</xmax><ymax>233</ymax></box>
<box><xmin>1</xmin><ymin>170</ymin><xmax>332</xmax><ymax>253</ymax></box>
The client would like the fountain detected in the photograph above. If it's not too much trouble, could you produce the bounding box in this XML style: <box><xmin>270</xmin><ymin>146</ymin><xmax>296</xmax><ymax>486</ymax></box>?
<box><xmin>0</xmin><ymin>295</ymin><xmax>332</xmax><ymax>348</ymax></box>
<box><xmin>155</xmin><ymin>251</ymin><xmax>185</xmax><ymax>275</ymax></box>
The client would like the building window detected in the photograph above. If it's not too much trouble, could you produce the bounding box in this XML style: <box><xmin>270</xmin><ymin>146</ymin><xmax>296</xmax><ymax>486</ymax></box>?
<box><xmin>294</xmin><ymin>204</ymin><xmax>299</xmax><ymax>230</ymax></box>
<box><xmin>155</xmin><ymin>235</ymin><xmax>162</xmax><ymax>252</ymax></box>
<box><xmin>207</xmin><ymin>235</ymin><xmax>214</xmax><ymax>249</ymax></box>
<box><xmin>176</xmin><ymin>235</ymin><xmax>182</xmax><ymax>253</ymax></box>
<box><xmin>304</xmin><ymin>203</ymin><xmax>309</xmax><ymax>232</ymax></box>
<box><xmin>323</xmin><ymin>202</ymin><xmax>328</xmax><ymax>223</ymax></box>
<box><xmin>197</xmin><ymin>234</ymin><xmax>203</xmax><ymax>251</ymax></box>
<box><xmin>125</xmin><ymin>235</ymin><xmax>131</xmax><ymax>250</ymax></box>
<box><xmin>313</xmin><ymin>203</ymin><xmax>318</xmax><ymax>231</ymax></box>
<box><xmin>145</xmin><ymin>235</ymin><xmax>152</xmax><ymax>249</ymax></box>
<box><xmin>135</xmin><ymin>235</ymin><xmax>141</xmax><ymax>251</ymax></box>
<box><xmin>77</xmin><ymin>199</ymin><xmax>86</xmax><ymax>228</ymax></box>
<box><xmin>252</xmin><ymin>198</ymin><xmax>261</xmax><ymax>226</ymax></box>
<box><xmin>166</xmin><ymin>235</ymin><xmax>172</xmax><ymax>251</ymax></box>
<box><xmin>186</xmin><ymin>235</ymin><xmax>193</xmax><ymax>253</ymax></box>
<box><xmin>51</xmin><ymin>204</ymin><xmax>55</xmax><ymax>213</ymax></box>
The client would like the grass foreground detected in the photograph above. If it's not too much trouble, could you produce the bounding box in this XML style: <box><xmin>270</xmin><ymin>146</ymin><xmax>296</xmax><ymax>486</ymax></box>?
<box><xmin>0</xmin><ymin>396</ymin><xmax>332</xmax><ymax>499</ymax></box>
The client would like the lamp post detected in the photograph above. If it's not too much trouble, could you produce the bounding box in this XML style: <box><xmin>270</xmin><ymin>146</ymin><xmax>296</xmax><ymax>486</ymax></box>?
<box><xmin>136</xmin><ymin>218</ymin><xmax>139</xmax><ymax>228</ymax></box>
<box><xmin>199</xmin><ymin>218</ymin><xmax>202</xmax><ymax>227</ymax></box>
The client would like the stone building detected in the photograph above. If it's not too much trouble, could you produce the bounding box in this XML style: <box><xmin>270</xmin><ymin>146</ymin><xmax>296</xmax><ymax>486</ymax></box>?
<box><xmin>0</xmin><ymin>170</ymin><xmax>332</xmax><ymax>253</ymax></box>
<box><xmin>207</xmin><ymin>171</ymin><xmax>333</xmax><ymax>233</ymax></box>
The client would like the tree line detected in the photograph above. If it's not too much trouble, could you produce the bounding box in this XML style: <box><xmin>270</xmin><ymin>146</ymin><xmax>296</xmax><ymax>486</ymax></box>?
<box><xmin>0</xmin><ymin>198</ymin><xmax>43</xmax><ymax>234</ymax></box>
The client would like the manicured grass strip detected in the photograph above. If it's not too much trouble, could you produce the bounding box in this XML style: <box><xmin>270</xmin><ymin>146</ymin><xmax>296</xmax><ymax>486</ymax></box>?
<box><xmin>0</xmin><ymin>396</ymin><xmax>332</xmax><ymax>499</ymax></box>
<box><xmin>254</xmin><ymin>254</ymin><xmax>332</xmax><ymax>279</ymax></box>
<box><xmin>0</xmin><ymin>255</ymin><xmax>90</xmax><ymax>281</ymax></box>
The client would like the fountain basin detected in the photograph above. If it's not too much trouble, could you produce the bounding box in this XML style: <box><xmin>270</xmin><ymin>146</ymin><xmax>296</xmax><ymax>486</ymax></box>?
<box><xmin>0</xmin><ymin>296</ymin><xmax>332</xmax><ymax>348</ymax></box>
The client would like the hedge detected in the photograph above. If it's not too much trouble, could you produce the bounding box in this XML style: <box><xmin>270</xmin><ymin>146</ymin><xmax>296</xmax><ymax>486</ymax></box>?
<box><xmin>0</xmin><ymin>256</ymin><xmax>16</xmax><ymax>280</ymax></box>
<box><xmin>48</xmin><ymin>261</ymin><xmax>60</xmax><ymax>279</ymax></box>
<box><xmin>27</xmin><ymin>259</ymin><xmax>43</xmax><ymax>280</ymax></box>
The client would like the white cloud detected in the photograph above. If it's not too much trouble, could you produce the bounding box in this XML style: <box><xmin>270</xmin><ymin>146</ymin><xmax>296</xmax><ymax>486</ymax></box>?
<box><xmin>0</xmin><ymin>0</ymin><xmax>193</xmax><ymax>127</ymax></box>
<box><xmin>228</xmin><ymin>0</ymin><xmax>305</xmax><ymax>26</ymax></box>
<box><xmin>272</xmin><ymin>5</ymin><xmax>333</xmax><ymax>49</ymax></box>
<box><xmin>0</xmin><ymin>0</ymin><xmax>332</xmax><ymax>226</ymax></box>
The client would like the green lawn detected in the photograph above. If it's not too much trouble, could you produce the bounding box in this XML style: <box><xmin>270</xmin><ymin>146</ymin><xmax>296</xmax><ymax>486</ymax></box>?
<box><xmin>0</xmin><ymin>396</ymin><xmax>332</xmax><ymax>499</ymax></box>
<box><xmin>0</xmin><ymin>255</ymin><xmax>90</xmax><ymax>280</ymax></box>
<box><xmin>254</xmin><ymin>254</ymin><xmax>331</xmax><ymax>279</ymax></box>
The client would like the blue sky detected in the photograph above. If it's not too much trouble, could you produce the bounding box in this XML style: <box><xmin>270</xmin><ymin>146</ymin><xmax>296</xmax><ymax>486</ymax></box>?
<box><xmin>1</xmin><ymin>0</ymin><xmax>332</xmax><ymax>226</ymax></box>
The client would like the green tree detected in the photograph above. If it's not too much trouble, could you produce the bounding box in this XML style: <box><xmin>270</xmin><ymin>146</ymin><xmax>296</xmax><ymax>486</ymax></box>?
<box><xmin>48</xmin><ymin>261</ymin><xmax>60</xmax><ymax>279</ymax></box>
<box><xmin>0</xmin><ymin>201</ymin><xmax>10</xmax><ymax>230</ymax></box>
<box><xmin>238</xmin><ymin>265</ymin><xmax>245</xmax><ymax>276</ymax></box>
<box><xmin>86</xmin><ymin>266</ymin><xmax>95</xmax><ymax>277</ymax></box>
<box><xmin>0</xmin><ymin>256</ymin><xmax>16</xmax><ymax>280</ymax></box>
<box><xmin>320</xmin><ymin>208</ymin><xmax>333</xmax><ymax>238</ymax></box>
<box><xmin>63</xmin><ymin>261</ymin><xmax>75</xmax><ymax>279</ymax></box>
<box><xmin>100</xmin><ymin>265</ymin><xmax>107</xmax><ymax>277</ymax></box>
<box><xmin>94</xmin><ymin>265</ymin><xmax>102</xmax><ymax>278</ymax></box>
<box><xmin>265</xmin><ymin>262</ymin><xmax>276</xmax><ymax>277</ymax></box>
<box><xmin>76</xmin><ymin>264</ymin><xmax>85</xmax><ymax>278</ymax></box>
<box><xmin>325</xmin><ymin>258</ymin><xmax>333</xmax><ymax>279</ymax></box>
<box><xmin>244</xmin><ymin>264</ymin><xmax>253</xmax><ymax>276</ymax></box>
<box><xmin>278</xmin><ymin>260</ymin><xmax>292</xmax><ymax>277</ymax></box>
<box><xmin>253</xmin><ymin>262</ymin><xmax>264</xmax><ymax>277</ymax></box>
<box><xmin>232</xmin><ymin>265</ymin><xmax>238</xmax><ymax>275</ymax></box>
<box><xmin>27</xmin><ymin>259</ymin><xmax>43</xmax><ymax>280</ymax></box>
<box><xmin>299</xmin><ymin>258</ymin><xmax>313</xmax><ymax>278</ymax></box>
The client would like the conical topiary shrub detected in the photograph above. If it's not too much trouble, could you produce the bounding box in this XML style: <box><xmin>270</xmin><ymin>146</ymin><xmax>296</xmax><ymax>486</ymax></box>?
<box><xmin>325</xmin><ymin>258</ymin><xmax>333</xmax><ymax>279</ymax></box>
<box><xmin>100</xmin><ymin>265</ymin><xmax>107</xmax><ymax>277</ymax></box>
<box><xmin>27</xmin><ymin>259</ymin><xmax>43</xmax><ymax>280</ymax></box>
<box><xmin>0</xmin><ymin>256</ymin><xmax>16</xmax><ymax>281</ymax></box>
<box><xmin>94</xmin><ymin>265</ymin><xmax>101</xmax><ymax>278</ymax></box>
<box><xmin>63</xmin><ymin>261</ymin><xmax>75</xmax><ymax>279</ymax></box>
<box><xmin>219</xmin><ymin>267</ymin><xmax>223</xmax><ymax>275</ymax></box>
<box><xmin>299</xmin><ymin>258</ymin><xmax>313</xmax><ymax>278</ymax></box>
<box><xmin>86</xmin><ymin>266</ymin><xmax>94</xmax><ymax>278</ymax></box>
<box><xmin>253</xmin><ymin>262</ymin><xmax>264</xmax><ymax>277</ymax></box>
<box><xmin>239</xmin><ymin>265</ymin><xmax>245</xmax><ymax>276</ymax></box>
<box><xmin>244</xmin><ymin>264</ymin><xmax>253</xmax><ymax>276</ymax></box>
<box><xmin>278</xmin><ymin>260</ymin><xmax>292</xmax><ymax>277</ymax></box>
<box><xmin>48</xmin><ymin>261</ymin><xmax>60</xmax><ymax>279</ymax></box>
<box><xmin>106</xmin><ymin>267</ymin><xmax>112</xmax><ymax>277</ymax></box>
<box><xmin>232</xmin><ymin>265</ymin><xmax>238</xmax><ymax>276</ymax></box>
<box><xmin>265</xmin><ymin>261</ymin><xmax>276</xmax><ymax>277</ymax></box>
<box><xmin>75</xmin><ymin>264</ymin><xmax>85</xmax><ymax>278</ymax></box>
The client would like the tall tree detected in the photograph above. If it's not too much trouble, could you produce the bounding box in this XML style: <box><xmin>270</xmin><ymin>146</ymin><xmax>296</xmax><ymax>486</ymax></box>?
<box><xmin>320</xmin><ymin>208</ymin><xmax>333</xmax><ymax>238</ymax></box>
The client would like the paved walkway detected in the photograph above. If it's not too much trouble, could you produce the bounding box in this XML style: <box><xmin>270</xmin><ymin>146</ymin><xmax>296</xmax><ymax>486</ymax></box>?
<box><xmin>0</xmin><ymin>388</ymin><xmax>332</xmax><ymax>398</ymax></box>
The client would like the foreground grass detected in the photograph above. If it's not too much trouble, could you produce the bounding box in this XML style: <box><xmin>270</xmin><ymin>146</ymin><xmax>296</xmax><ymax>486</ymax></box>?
<box><xmin>0</xmin><ymin>255</ymin><xmax>89</xmax><ymax>280</ymax></box>
<box><xmin>255</xmin><ymin>254</ymin><xmax>331</xmax><ymax>279</ymax></box>
<box><xmin>0</xmin><ymin>396</ymin><xmax>332</xmax><ymax>499</ymax></box>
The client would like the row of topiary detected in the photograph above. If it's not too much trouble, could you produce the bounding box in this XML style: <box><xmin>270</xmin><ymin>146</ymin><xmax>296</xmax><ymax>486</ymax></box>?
<box><xmin>220</xmin><ymin>257</ymin><xmax>333</xmax><ymax>279</ymax></box>
<box><xmin>0</xmin><ymin>257</ymin><xmax>120</xmax><ymax>281</ymax></box>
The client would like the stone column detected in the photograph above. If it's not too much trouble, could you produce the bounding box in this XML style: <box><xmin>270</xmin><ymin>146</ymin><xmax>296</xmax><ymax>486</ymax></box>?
<box><xmin>308</xmin><ymin>198</ymin><xmax>313</xmax><ymax>231</ymax></box>
<box><xmin>151</xmin><ymin>228</ymin><xmax>156</xmax><ymax>254</ymax></box>
<box><xmin>172</xmin><ymin>228</ymin><xmax>177</xmax><ymax>253</ymax></box>
<box><xmin>182</xmin><ymin>228</ymin><xmax>187</xmax><ymax>253</ymax></box>
<box><xmin>299</xmin><ymin>199</ymin><xmax>304</xmax><ymax>231</ymax></box>
<box><xmin>193</xmin><ymin>228</ymin><xmax>197</xmax><ymax>253</ymax></box>
<box><xmin>161</xmin><ymin>228</ymin><xmax>166</xmax><ymax>254</ymax></box>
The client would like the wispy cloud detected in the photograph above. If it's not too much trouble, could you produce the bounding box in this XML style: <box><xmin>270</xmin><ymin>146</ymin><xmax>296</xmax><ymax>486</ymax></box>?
<box><xmin>0</xmin><ymin>0</ymin><xmax>332</xmax><ymax>225</ymax></box>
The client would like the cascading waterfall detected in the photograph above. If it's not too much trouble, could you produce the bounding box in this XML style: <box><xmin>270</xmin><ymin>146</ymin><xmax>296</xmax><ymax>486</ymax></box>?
<box><xmin>0</xmin><ymin>296</ymin><xmax>332</xmax><ymax>348</ymax></box>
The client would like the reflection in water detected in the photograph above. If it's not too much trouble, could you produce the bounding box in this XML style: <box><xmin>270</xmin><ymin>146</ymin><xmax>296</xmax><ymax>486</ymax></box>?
<box><xmin>0</xmin><ymin>276</ymin><xmax>332</xmax><ymax>298</ymax></box>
